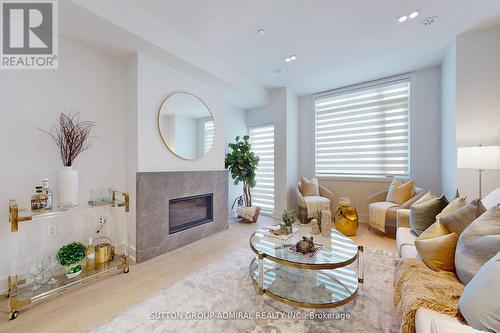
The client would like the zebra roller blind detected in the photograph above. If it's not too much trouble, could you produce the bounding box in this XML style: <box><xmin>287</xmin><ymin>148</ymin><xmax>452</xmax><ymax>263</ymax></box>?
<box><xmin>204</xmin><ymin>119</ymin><xmax>215</xmax><ymax>154</ymax></box>
<box><xmin>315</xmin><ymin>79</ymin><xmax>410</xmax><ymax>178</ymax></box>
<box><xmin>249</xmin><ymin>125</ymin><xmax>275</xmax><ymax>215</ymax></box>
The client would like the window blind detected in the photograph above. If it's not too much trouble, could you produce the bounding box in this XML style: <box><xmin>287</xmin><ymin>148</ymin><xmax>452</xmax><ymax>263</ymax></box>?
<box><xmin>249</xmin><ymin>125</ymin><xmax>275</xmax><ymax>215</ymax></box>
<box><xmin>315</xmin><ymin>79</ymin><xmax>410</xmax><ymax>178</ymax></box>
<box><xmin>204</xmin><ymin>119</ymin><xmax>215</xmax><ymax>154</ymax></box>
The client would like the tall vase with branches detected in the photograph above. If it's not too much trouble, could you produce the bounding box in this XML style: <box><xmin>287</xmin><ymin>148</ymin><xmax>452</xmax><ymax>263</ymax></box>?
<box><xmin>39</xmin><ymin>112</ymin><xmax>96</xmax><ymax>208</ymax></box>
<box><xmin>225</xmin><ymin>135</ymin><xmax>259</xmax><ymax>207</ymax></box>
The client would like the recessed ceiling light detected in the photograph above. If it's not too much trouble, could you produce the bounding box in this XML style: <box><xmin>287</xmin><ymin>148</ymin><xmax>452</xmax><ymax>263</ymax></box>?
<box><xmin>398</xmin><ymin>15</ymin><xmax>408</xmax><ymax>23</ymax></box>
<box><xmin>409</xmin><ymin>11</ymin><xmax>419</xmax><ymax>19</ymax></box>
<box><xmin>273</xmin><ymin>68</ymin><xmax>282</xmax><ymax>74</ymax></box>
<box><xmin>290</xmin><ymin>55</ymin><xmax>297</xmax><ymax>61</ymax></box>
<box><xmin>285</xmin><ymin>57</ymin><xmax>291</xmax><ymax>62</ymax></box>
<box><xmin>257</xmin><ymin>29</ymin><xmax>265</xmax><ymax>37</ymax></box>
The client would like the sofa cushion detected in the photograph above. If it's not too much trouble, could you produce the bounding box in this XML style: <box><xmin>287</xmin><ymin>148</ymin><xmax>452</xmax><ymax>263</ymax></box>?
<box><xmin>414</xmin><ymin>191</ymin><xmax>436</xmax><ymax>205</ymax></box>
<box><xmin>410</xmin><ymin>196</ymin><xmax>448</xmax><ymax>235</ymax></box>
<box><xmin>387</xmin><ymin>179</ymin><xmax>415</xmax><ymax>205</ymax></box>
<box><xmin>417</xmin><ymin>221</ymin><xmax>449</xmax><ymax>240</ymax></box>
<box><xmin>415</xmin><ymin>308</ymin><xmax>463</xmax><ymax>333</ymax></box>
<box><xmin>436</xmin><ymin>197</ymin><xmax>467</xmax><ymax>220</ymax></box>
<box><xmin>455</xmin><ymin>205</ymin><xmax>500</xmax><ymax>285</ymax></box>
<box><xmin>397</xmin><ymin>227</ymin><xmax>418</xmax><ymax>258</ymax></box>
<box><xmin>439</xmin><ymin>201</ymin><xmax>484</xmax><ymax>237</ymax></box>
<box><xmin>300</xmin><ymin>177</ymin><xmax>319</xmax><ymax>196</ymax></box>
<box><xmin>415</xmin><ymin>233</ymin><xmax>458</xmax><ymax>271</ymax></box>
<box><xmin>481</xmin><ymin>187</ymin><xmax>500</xmax><ymax>210</ymax></box>
<box><xmin>459</xmin><ymin>252</ymin><xmax>500</xmax><ymax>332</ymax></box>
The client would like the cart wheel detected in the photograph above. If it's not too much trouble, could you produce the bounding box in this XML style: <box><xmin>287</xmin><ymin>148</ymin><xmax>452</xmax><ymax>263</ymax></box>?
<box><xmin>9</xmin><ymin>311</ymin><xmax>18</xmax><ymax>320</ymax></box>
<box><xmin>123</xmin><ymin>267</ymin><xmax>130</xmax><ymax>273</ymax></box>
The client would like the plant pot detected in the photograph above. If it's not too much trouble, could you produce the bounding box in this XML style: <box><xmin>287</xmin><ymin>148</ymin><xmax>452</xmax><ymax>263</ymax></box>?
<box><xmin>284</xmin><ymin>225</ymin><xmax>293</xmax><ymax>234</ymax></box>
<box><xmin>58</xmin><ymin>166</ymin><xmax>79</xmax><ymax>208</ymax></box>
<box><xmin>65</xmin><ymin>263</ymin><xmax>82</xmax><ymax>279</ymax></box>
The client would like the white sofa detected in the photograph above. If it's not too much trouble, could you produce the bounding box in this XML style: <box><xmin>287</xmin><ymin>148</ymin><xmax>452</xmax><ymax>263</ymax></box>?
<box><xmin>395</xmin><ymin>189</ymin><xmax>500</xmax><ymax>333</ymax></box>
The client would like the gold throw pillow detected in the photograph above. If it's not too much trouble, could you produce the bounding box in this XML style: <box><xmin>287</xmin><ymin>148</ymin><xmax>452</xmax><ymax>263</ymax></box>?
<box><xmin>386</xmin><ymin>179</ymin><xmax>415</xmax><ymax>205</ymax></box>
<box><xmin>417</xmin><ymin>221</ymin><xmax>449</xmax><ymax>240</ymax></box>
<box><xmin>415</xmin><ymin>233</ymin><xmax>458</xmax><ymax>272</ymax></box>
<box><xmin>301</xmin><ymin>177</ymin><xmax>319</xmax><ymax>196</ymax></box>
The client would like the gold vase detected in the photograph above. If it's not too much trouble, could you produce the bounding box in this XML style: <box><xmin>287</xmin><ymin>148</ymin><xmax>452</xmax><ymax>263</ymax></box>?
<box><xmin>334</xmin><ymin>205</ymin><xmax>358</xmax><ymax>236</ymax></box>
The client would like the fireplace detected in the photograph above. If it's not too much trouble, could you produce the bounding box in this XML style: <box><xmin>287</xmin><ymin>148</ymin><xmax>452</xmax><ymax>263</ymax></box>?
<box><xmin>169</xmin><ymin>193</ymin><xmax>213</xmax><ymax>234</ymax></box>
<box><xmin>136</xmin><ymin>170</ymin><xmax>228</xmax><ymax>263</ymax></box>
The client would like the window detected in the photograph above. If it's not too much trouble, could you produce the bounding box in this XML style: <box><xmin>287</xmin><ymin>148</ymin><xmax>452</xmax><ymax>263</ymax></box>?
<box><xmin>315</xmin><ymin>79</ymin><xmax>410</xmax><ymax>178</ymax></box>
<box><xmin>249</xmin><ymin>125</ymin><xmax>275</xmax><ymax>215</ymax></box>
<box><xmin>204</xmin><ymin>119</ymin><xmax>215</xmax><ymax>154</ymax></box>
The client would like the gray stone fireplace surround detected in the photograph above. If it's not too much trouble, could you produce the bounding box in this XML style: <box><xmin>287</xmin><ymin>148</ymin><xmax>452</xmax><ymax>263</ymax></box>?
<box><xmin>136</xmin><ymin>170</ymin><xmax>228</xmax><ymax>263</ymax></box>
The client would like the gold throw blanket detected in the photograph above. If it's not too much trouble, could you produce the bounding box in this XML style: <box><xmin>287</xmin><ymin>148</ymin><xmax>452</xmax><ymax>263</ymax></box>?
<box><xmin>394</xmin><ymin>258</ymin><xmax>464</xmax><ymax>333</ymax></box>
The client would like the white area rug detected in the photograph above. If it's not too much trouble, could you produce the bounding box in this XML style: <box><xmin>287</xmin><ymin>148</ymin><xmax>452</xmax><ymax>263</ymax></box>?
<box><xmin>89</xmin><ymin>246</ymin><xmax>400</xmax><ymax>333</ymax></box>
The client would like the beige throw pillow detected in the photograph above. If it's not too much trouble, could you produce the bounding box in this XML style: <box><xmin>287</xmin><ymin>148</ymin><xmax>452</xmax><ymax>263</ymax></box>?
<box><xmin>415</xmin><ymin>233</ymin><xmax>458</xmax><ymax>271</ymax></box>
<box><xmin>413</xmin><ymin>191</ymin><xmax>436</xmax><ymax>205</ymax></box>
<box><xmin>301</xmin><ymin>177</ymin><xmax>319</xmax><ymax>196</ymax></box>
<box><xmin>386</xmin><ymin>179</ymin><xmax>415</xmax><ymax>205</ymax></box>
<box><xmin>439</xmin><ymin>200</ymin><xmax>484</xmax><ymax>237</ymax></box>
<box><xmin>436</xmin><ymin>197</ymin><xmax>467</xmax><ymax>220</ymax></box>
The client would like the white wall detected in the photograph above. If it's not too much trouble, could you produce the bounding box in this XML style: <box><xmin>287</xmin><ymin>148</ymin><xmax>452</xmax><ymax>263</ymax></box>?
<box><xmin>286</xmin><ymin>90</ymin><xmax>299</xmax><ymax>210</ymax></box>
<box><xmin>441</xmin><ymin>42</ymin><xmax>457</xmax><ymax>200</ymax></box>
<box><xmin>0</xmin><ymin>38</ymin><xmax>127</xmax><ymax>288</ymax></box>
<box><xmin>224</xmin><ymin>104</ymin><xmax>248</xmax><ymax>214</ymax></box>
<box><xmin>136</xmin><ymin>54</ymin><xmax>225</xmax><ymax>172</ymax></box>
<box><xmin>455</xmin><ymin>25</ymin><xmax>500</xmax><ymax>199</ymax></box>
<box><xmin>246</xmin><ymin>88</ymin><xmax>299</xmax><ymax>217</ymax></box>
<box><xmin>298</xmin><ymin>67</ymin><xmax>443</xmax><ymax>221</ymax></box>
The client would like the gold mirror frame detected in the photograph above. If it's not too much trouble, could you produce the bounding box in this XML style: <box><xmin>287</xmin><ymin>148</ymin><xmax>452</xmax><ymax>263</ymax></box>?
<box><xmin>157</xmin><ymin>92</ymin><xmax>215</xmax><ymax>160</ymax></box>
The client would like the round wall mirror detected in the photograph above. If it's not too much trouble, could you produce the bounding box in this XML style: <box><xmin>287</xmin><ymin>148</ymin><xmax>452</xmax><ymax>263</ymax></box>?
<box><xmin>157</xmin><ymin>92</ymin><xmax>215</xmax><ymax>160</ymax></box>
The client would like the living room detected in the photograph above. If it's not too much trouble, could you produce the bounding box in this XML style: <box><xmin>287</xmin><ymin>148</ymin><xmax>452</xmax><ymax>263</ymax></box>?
<box><xmin>0</xmin><ymin>1</ymin><xmax>499</xmax><ymax>332</ymax></box>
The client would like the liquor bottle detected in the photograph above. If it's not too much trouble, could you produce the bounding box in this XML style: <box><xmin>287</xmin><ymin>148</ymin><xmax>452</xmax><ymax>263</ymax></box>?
<box><xmin>42</xmin><ymin>178</ymin><xmax>53</xmax><ymax>210</ymax></box>
<box><xmin>86</xmin><ymin>237</ymin><xmax>96</xmax><ymax>271</ymax></box>
<box><xmin>31</xmin><ymin>186</ymin><xmax>48</xmax><ymax>212</ymax></box>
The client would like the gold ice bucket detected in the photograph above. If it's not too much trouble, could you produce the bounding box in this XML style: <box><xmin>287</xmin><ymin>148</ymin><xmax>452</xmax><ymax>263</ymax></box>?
<box><xmin>334</xmin><ymin>202</ymin><xmax>358</xmax><ymax>236</ymax></box>
<box><xmin>94</xmin><ymin>236</ymin><xmax>114</xmax><ymax>264</ymax></box>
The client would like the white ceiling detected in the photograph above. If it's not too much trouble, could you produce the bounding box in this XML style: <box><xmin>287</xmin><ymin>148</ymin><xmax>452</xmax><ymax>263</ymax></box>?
<box><xmin>139</xmin><ymin>0</ymin><xmax>500</xmax><ymax>97</ymax></box>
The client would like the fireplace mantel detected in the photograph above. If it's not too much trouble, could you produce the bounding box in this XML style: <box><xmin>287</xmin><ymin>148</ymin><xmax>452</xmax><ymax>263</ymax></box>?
<box><xmin>136</xmin><ymin>170</ymin><xmax>228</xmax><ymax>262</ymax></box>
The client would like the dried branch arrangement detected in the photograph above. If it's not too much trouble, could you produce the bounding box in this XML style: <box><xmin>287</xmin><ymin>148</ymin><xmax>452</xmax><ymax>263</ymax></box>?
<box><xmin>39</xmin><ymin>112</ymin><xmax>96</xmax><ymax>167</ymax></box>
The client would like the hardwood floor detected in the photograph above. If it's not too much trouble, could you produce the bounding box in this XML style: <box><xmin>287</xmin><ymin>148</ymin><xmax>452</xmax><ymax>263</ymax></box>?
<box><xmin>0</xmin><ymin>216</ymin><xmax>395</xmax><ymax>333</ymax></box>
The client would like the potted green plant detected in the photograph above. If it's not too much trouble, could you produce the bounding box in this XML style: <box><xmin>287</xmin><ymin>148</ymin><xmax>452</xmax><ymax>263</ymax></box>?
<box><xmin>281</xmin><ymin>209</ymin><xmax>296</xmax><ymax>234</ymax></box>
<box><xmin>57</xmin><ymin>241</ymin><xmax>86</xmax><ymax>279</ymax></box>
<box><xmin>225</xmin><ymin>135</ymin><xmax>260</xmax><ymax>207</ymax></box>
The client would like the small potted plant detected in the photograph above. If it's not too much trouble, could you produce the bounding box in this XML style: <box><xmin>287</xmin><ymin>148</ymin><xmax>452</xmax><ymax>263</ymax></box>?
<box><xmin>57</xmin><ymin>241</ymin><xmax>86</xmax><ymax>279</ymax></box>
<box><xmin>281</xmin><ymin>209</ymin><xmax>296</xmax><ymax>234</ymax></box>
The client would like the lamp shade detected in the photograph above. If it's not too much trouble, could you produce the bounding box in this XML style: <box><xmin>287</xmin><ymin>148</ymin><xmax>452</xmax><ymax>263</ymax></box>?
<box><xmin>457</xmin><ymin>146</ymin><xmax>500</xmax><ymax>169</ymax></box>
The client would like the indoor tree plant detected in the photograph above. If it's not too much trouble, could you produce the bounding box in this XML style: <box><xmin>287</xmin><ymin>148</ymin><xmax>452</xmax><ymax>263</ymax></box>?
<box><xmin>39</xmin><ymin>112</ymin><xmax>96</xmax><ymax>208</ymax></box>
<box><xmin>56</xmin><ymin>241</ymin><xmax>86</xmax><ymax>279</ymax></box>
<box><xmin>225</xmin><ymin>135</ymin><xmax>259</xmax><ymax>207</ymax></box>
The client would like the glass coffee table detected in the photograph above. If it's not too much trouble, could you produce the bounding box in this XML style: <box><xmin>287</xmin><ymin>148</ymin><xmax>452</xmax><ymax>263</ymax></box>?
<box><xmin>249</xmin><ymin>225</ymin><xmax>364</xmax><ymax>308</ymax></box>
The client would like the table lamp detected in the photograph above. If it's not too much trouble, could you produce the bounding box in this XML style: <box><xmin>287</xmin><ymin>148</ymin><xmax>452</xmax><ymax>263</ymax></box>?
<box><xmin>457</xmin><ymin>146</ymin><xmax>500</xmax><ymax>198</ymax></box>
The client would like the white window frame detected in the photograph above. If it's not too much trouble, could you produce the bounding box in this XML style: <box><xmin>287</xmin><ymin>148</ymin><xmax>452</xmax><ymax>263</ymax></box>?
<box><xmin>248</xmin><ymin>123</ymin><xmax>275</xmax><ymax>216</ymax></box>
<box><xmin>313</xmin><ymin>75</ymin><xmax>413</xmax><ymax>181</ymax></box>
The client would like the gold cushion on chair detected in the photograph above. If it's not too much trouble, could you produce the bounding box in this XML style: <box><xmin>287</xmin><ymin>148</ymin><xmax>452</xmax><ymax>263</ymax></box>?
<box><xmin>386</xmin><ymin>179</ymin><xmax>415</xmax><ymax>205</ymax></box>
<box><xmin>301</xmin><ymin>177</ymin><xmax>319</xmax><ymax>196</ymax></box>
<box><xmin>415</xmin><ymin>233</ymin><xmax>458</xmax><ymax>271</ymax></box>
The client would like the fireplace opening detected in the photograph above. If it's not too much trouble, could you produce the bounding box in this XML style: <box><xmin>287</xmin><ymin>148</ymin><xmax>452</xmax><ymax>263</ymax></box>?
<box><xmin>169</xmin><ymin>193</ymin><xmax>213</xmax><ymax>234</ymax></box>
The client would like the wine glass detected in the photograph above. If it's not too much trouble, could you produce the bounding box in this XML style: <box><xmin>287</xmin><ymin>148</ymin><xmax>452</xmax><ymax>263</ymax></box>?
<box><xmin>45</xmin><ymin>255</ymin><xmax>58</xmax><ymax>285</ymax></box>
<box><xmin>27</xmin><ymin>257</ymin><xmax>42</xmax><ymax>291</ymax></box>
